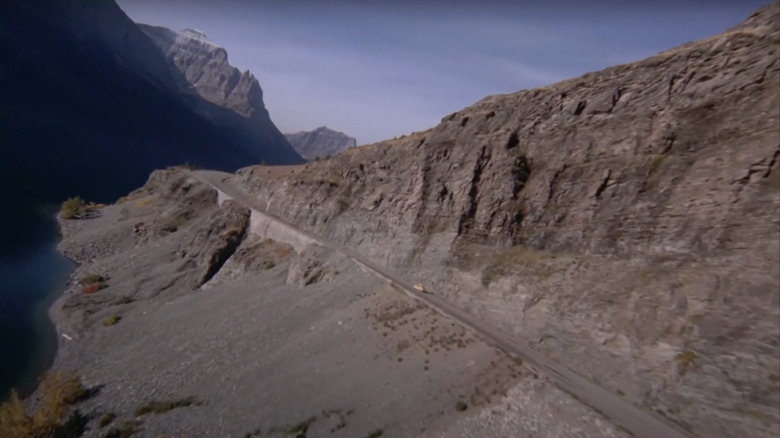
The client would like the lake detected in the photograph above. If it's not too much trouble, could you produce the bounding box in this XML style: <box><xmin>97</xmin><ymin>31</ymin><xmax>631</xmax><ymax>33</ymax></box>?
<box><xmin>0</xmin><ymin>204</ymin><xmax>73</xmax><ymax>401</ymax></box>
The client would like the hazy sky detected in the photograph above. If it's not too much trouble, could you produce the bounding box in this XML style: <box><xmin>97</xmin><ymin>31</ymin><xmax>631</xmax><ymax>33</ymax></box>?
<box><xmin>117</xmin><ymin>0</ymin><xmax>768</xmax><ymax>145</ymax></box>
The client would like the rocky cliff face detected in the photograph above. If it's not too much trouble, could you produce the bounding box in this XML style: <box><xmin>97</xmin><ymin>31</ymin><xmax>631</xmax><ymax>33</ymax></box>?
<box><xmin>138</xmin><ymin>24</ymin><xmax>303</xmax><ymax>164</ymax></box>
<box><xmin>284</xmin><ymin>126</ymin><xmax>358</xmax><ymax>161</ymax></box>
<box><xmin>138</xmin><ymin>25</ymin><xmax>264</xmax><ymax>118</ymax></box>
<box><xmin>231</xmin><ymin>4</ymin><xmax>780</xmax><ymax>438</ymax></box>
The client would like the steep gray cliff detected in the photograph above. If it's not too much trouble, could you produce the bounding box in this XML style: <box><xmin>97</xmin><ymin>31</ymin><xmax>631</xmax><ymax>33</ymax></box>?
<box><xmin>138</xmin><ymin>24</ymin><xmax>303</xmax><ymax>164</ymax></box>
<box><xmin>284</xmin><ymin>126</ymin><xmax>358</xmax><ymax>161</ymax></box>
<box><xmin>230</xmin><ymin>4</ymin><xmax>780</xmax><ymax>438</ymax></box>
<box><xmin>138</xmin><ymin>25</ymin><xmax>263</xmax><ymax>118</ymax></box>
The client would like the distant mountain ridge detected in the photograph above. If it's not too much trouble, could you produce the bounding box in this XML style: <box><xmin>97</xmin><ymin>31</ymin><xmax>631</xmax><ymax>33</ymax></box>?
<box><xmin>284</xmin><ymin>126</ymin><xmax>357</xmax><ymax>161</ymax></box>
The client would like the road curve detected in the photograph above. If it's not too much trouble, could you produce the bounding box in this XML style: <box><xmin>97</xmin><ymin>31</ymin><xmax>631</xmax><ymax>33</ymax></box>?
<box><xmin>192</xmin><ymin>169</ymin><xmax>695</xmax><ymax>438</ymax></box>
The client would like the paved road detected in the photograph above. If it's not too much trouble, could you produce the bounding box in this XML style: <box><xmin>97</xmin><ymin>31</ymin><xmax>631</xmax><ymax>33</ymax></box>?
<box><xmin>193</xmin><ymin>169</ymin><xmax>695</xmax><ymax>438</ymax></box>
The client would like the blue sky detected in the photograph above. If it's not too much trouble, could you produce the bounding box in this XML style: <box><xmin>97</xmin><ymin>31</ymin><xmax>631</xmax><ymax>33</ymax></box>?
<box><xmin>117</xmin><ymin>0</ymin><xmax>769</xmax><ymax>145</ymax></box>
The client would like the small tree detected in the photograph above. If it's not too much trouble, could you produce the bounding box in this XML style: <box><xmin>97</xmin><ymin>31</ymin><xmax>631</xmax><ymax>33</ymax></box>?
<box><xmin>0</xmin><ymin>370</ymin><xmax>85</xmax><ymax>438</ymax></box>
<box><xmin>59</xmin><ymin>198</ymin><xmax>85</xmax><ymax>220</ymax></box>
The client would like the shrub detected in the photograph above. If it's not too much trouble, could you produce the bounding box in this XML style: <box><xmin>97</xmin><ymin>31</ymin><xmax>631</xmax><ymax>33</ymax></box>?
<box><xmin>134</xmin><ymin>398</ymin><xmax>201</xmax><ymax>417</ymax></box>
<box><xmin>103</xmin><ymin>315</ymin><xmax>121</xmax><ymax>327</ymax></box>
<box><xmin>81</xmin><ymin>284</ymin><xmax>103</xmax><ymax>294</ymax></box>
<box><xmin>79</xmin><ymin>274</ymin><xmax>108</xmax><ymax>294</ymax></box>
<box><xmin>455</xmin><ymin>401</ymin><xmax>468</xmax><ymax>412</ymax></box>
<box><xmin>52</xmin><ymin>410</ymin><xmax>87</xmax><ymax>438</ymax></box>
<box><xmin>104</xmin><ymin>420</ymin><xmax>135</xmax><ymax>438</ymax></box>
<box><xmin>97</xmin><ymin>412</ymin><xmax>116</xmax><ymax>428</ymax></box>
<box><xmin>650</xmin><ymin>154</ymin><xmax>668</xmax><ymax>174</ymax></box>
<box><xmin>262</xmin><ymin>261</ymin><xmax>276</xmax><ymax>270</ymax></box>
<box><xmin>0</xmin><ymin>391</ymin><xmax>31</xmax><ymax>437</ymax></box>
<box><xmin>38</xmin><ymin>371</ymin><xmax>85</xmax><ymax>408</ymax></box>
<box><xmin>59</xmin><ymin>197</ymin><xmax>86</xmax><ymax>220</ymax></box>
<box><xmin>113</xmin><ymin>296</ymin><xmax>135</xmax><ymax>305</ymax></box>
<box><xmin>675</xmin><ymin>350</ymin><xmax>696</xmax><ymax>375</ymax></box>
<box><xmin>78</xmin><ymin>274</ymin><xmax>106</xmax><ymax>285</ymax></box>
<box><xmin>0</xmin><ymin>371</ymin><xmax>84</xmax><ymax>438</ymax></box>
<box><xmin>366</xmin><ymin>429</ymin><xmax>383</xmax><ymax>438</ymax></box>
<box><xmin>285</xmin><ymin>416</ymin><xmax>316</xmax><ymax>436</ymax></box>
<box><xmin>242</xmin><ymin>428</ymin><xmax>261</xmax><ymax>438</ymax></box>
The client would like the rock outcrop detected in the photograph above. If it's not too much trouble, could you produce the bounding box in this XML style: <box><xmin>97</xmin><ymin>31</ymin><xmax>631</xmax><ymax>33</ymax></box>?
<box><xmin>138</xmin><ymin>26</ymin><xmax>264</xmax><ymax>118</ymax></box>
<box><xmin>230</xmin><ymin>4</ymin><xmax>780</xmax><ymax>438</ymax></box>
<box><xmin>284</xmin><ymin>126</ymin><xmax>357</xmax><ymax>161</ymax></box>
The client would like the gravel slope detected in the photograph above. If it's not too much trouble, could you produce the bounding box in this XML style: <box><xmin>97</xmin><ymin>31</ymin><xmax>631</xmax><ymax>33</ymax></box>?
<box><xmin>48</xmin><ymin>168</ymin><xmax>628</xmax><ymax>437</ymax></box>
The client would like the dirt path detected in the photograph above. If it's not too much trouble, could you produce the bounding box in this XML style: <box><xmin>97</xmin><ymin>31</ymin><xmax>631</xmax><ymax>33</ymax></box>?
<box><xmin>192</xmin><ymin>169</ymin><xmax>696</xmax><ymax>438</ymax></box>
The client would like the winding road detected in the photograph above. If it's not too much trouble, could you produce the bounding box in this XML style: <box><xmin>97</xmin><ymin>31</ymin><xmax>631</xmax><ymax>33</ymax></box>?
<box><xmin>192</xmin><ymin>169</ymin><xmax>695</xmax><ymax>438</ymax></box>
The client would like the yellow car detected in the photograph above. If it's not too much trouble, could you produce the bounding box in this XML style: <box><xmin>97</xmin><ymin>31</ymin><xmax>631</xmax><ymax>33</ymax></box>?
<box><xmin>413</xmin><ymin>284</ymin><xmax>427</xmax><ymax>293</ymax></box>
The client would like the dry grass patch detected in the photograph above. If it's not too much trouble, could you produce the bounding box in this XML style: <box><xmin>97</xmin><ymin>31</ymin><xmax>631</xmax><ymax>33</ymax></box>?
<box><xmin>78</xmin><ymin>274</ymin><xmax>106</xmax><ymax>285</ymax></box>
<box><xmin>83</xmin><ymin>202</ymin><xmax>105</xmax><ymax>212</ymax></box>
<box><xmin>116</xmin><ymin>192</ymin><xmax>144</xmax><ymax>205</ymax></box>
<box><xmin>113</xmin><ymin>296</ymin><xmax>135</xmax><ymax>305</ymax></box>
<box><xmin>134</xmin><ymin>397</ymin><xmax>202</xmax><ymax>417</ymax></box>
<box><xmin>103</xmin><ymin>420</ymin><xmax>136</xmax><ymax>438</ymax></box>
<box><xmin>649</xmin><ymin>154</ymin><xmax>668</xmax><ymax>174</ymax></box>
<box><xmin>103</xmin><ymin>315</ymin><xmax>121</xmax><ymax>327</ymax></box>
<box><xmin>134</xmin><ymin>198</ymin><xmax>154</xmax><ymax>208</ymax></box>
<box><xmin>59</xmin><ymin>198</ymin><xmax>104</xmax><ymax>219</ymax></box>
<box><xmin>733</xmin><ymin>404</ymin><xmax>767</xmax><ymax>419</ymax></box>
<box><xmin>97</xmin><ymin>412</ymin><xmax>116</xmax><ymax>428</ymax></box>
<box><xmin>675</xmin><ymin>349</ymin><xmax>696</xmax><ymax>375</ymax></box>
<box><xmin>479</xmin><ymin>245</ymin><xmax>558</xmax><ymax>287</ymax></box>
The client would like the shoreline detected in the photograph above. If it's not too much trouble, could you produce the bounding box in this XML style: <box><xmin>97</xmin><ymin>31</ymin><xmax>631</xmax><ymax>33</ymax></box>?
<box><xmin>24</xmin><ymin>247</ymin><xmax>73</xmax><ymax>398</ymax></box>
<box><xmin>21</xmin><ymin>209</ymin><xmax>75</xmax><ymax>399</ymax></box>
<box><xmin>1</xmin><ymin>206</ymin><xmax>74</xmax><ymax>401</ymax></box>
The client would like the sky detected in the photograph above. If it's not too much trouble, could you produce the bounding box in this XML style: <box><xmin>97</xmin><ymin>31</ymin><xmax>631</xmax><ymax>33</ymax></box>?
<box><xmin>117</xmin><ymin>0</ymin><xmax>770</xmax><ymax>145</ymax></box>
